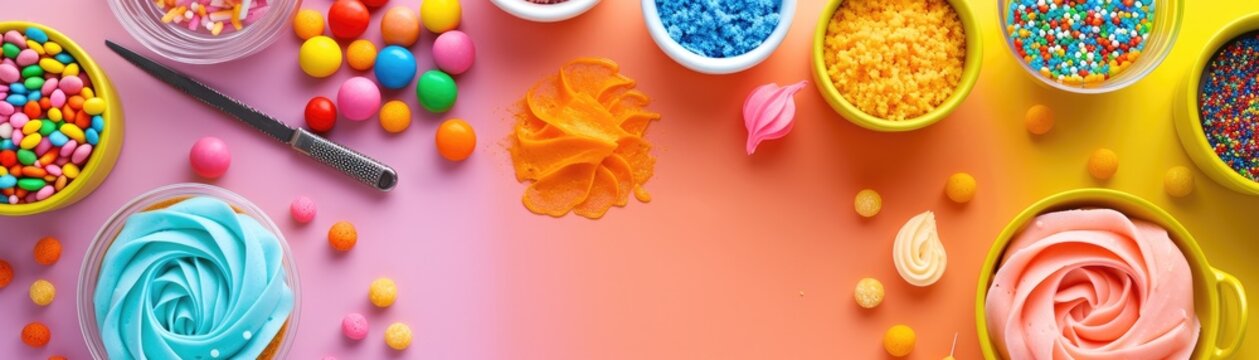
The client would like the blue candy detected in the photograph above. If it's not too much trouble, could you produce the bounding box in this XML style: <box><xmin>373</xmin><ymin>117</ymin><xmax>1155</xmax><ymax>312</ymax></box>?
<box><xmin>373</xmin><ymin>46</ymin><xmax>417</xmax><ymax>90</ymax></box>
<box><xmin>0</xmin><ymin>139</ymin><xmax>13</xmax><ymax>150</ymax></box>
<box><xmin>0</xmin><ymin>175</ymin><xmax>16</xmax><ymax>189</ymax></box>
<box><xmin>9</xmin><ymin>83</ymin><xmax>26</xmax><ymax>94</ymax></box>
<box><xmin>24</xmin><ymin>27</ymin><xmax>48</xmax><ymax>44</ymax></box>
<box><xmin>91</xmin><ymin>116</ymin><xmax>104</xmax><ymax>133</ymax></box>
<box><xmin>26</xmin><ymin>91</ymin><xmax>39</xmax><ymax>102</ymax></box>
<box><xmin>6</xmin><ymin>94</ymin><xmax>26</xmax><ymax>106</ymax></box>
<box><xmin>55</xmin><ymin>53</ymin><xmax>74</xmax><ymax>64</ymax></box>
<box><xmin>48</xmin><ymin>131</ymin><xmax>68</xmax><ymax>146</ymax></box>
<box><xmin>86</xmin><ymin>128</ymin><xmax>99</xmax><ymax>145</ymax></box>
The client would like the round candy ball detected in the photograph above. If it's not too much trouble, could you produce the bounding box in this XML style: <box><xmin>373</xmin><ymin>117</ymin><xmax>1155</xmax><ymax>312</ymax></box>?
<box><xmin>290</xmin><ymin>196</ymin><xmax>317</xmax><ymax>224</ymax></box>
<box><xmin>944</xmin><ymin>172</ymin><xmax>976</xmax><ymax>204</ymax></box>
<box><xmin>436</xmin><ymin>119</ymin><xmax>475</xmax><ymax>161</ymax></box>
<box><xmin>381</xmin><ymin>6</ymin><xmax>421</xmax><ymax>47</ymax></box>
<box><xmin>33</xmin><ymin>236</ymin><xmax>61</xmax><ymax>265</ymax></box>
<box><xmin>853</xmin><ymin>277</ymin><xmax>884</xmax><ymax>309</ymax></box>
<box><xmin>292</xmin><ymin>8</ymin><xmax>325</xmax><ymax>40</ymax></box>
<box><xmin>29</xmin><ymin>279</ymin><xmax>55</xmax><ymax>306</ymax></box>
<box><xmin>189</xmin><ymin>137</ymin><xmax>231</xmax><ymax>179</ymax></box>
<box><xmin>21</xmin><ymin>322</ymin><xmax>50</xmax><ymax>348</ymax></box>
<box><xmin>1165</xmin><ymin>166</ymin><xmax>1195</xmax><ymax>198</ymax></box>
<box><xmin>305</xmin><ymin>96</ymin><xmax>338</xmax><ymax>133</ymax></box>
<box><xmin>416</xmin><ymin>70</ymin><xmax>458</xmax><ymax>113</ymax></box>
<box><xmin>0</xmin><ymin>259</ymin><xmax>12</xmax><ymax>289</ymax></box>
<box><xmin>385</xmin><ymin>322</ymin><xmax>412</xmax><ymax>350</ymax></box>
<box><xmin>362</xmin><ymin>0</ymin><xmax>389</xmax><ymax>8</ymax></box>
<box><xmin>329</xmin><ymin>221</ymin><xmax>358</xmax><ymax>252</ymax></box>
<box><xmin>341</xmin><ymin>313</ymin><xmax>369</xmax><ymax>340</ymax></box>
<box><xmin>379</xmin><ymin>100</ymin><xmax>412</xmax><ymax>133</ymax></box>
<box><xmin>883</xmin><ymin>324</ymin><xmax>916</xmax><ymax>357</ymax></box>
<box><xmin>369</xmin><ymin>277</ymin><xmax>398</xmax><ymax>308</ymax></box>
<box><xmin>328</xmin><ymin>0</ymin><xmax>370</xmax><ymax>39</ymax></box>
<box><xmin>299</xmin><ymin>36</ymin><xmax>342</xmax><ymax>78</ymax></box>
<box><xmin>346</xmin><ymin>39</ymin><xmax>378</xmax><ymax>72</ymax></box>
<box><xmin>337</xmin><ymin>77</ymin><xmax>381</xmax><ymax>121</ymax></box>
<box><xmin>374</xmin><ymin>46</ymin><xmax>417</xmax><ymax>90</ymax></box>
<box><xmin>853</xmin><ymin>189</ymin><xmax>881</xmax><ymax>218</ymax></box>
<box><xmin>1025</xmin><ymin>104</ymin><xmax>1054</xmax><ymax>135</ymax></box>
<box><xmin>1088</xmin><ymin>148</ymin><xmax>1119</xmax><ymax>181</ymax></box>
<box><xmin>421</xmin><ymin>0</ymin><xmax>462</xmax><ymax>33</ymax></box>
<box><xmin>433</xmin><ymin>30</ymin><xmax>475</xmax><ymax>75</ymax></box>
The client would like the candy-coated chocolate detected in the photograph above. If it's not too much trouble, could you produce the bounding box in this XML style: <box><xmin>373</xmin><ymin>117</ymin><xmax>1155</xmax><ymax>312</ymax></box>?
<box><xmin>416</xmin><ymin>70</ymin><xmax>457</xmax><ymax>113</ymax></box>
<box><xmin>346</xmin><ymin>39</ymin><xmax>378</xmax><ymax>72</ymax></box>
<box><xmin>379</xmin><ymin>100</ymin><xmax>411</xmax><ymax>133</ymax></box>
<box><xmin>381</xmin><ymin>6</ymin><xmax>421</xmax><ymax>47</ymax></box>
<box><xmin>293</xmin><ymin>9</ymin><xmax>326</xmax><ymax>40</ymax></box>
<box><xmin>305</xmin><ymin>96</ymin><xmax>337</xmax><ymax>133</ymax></box>
<box><xmin>299</xmin><ymin>36</ymin><xmax>342</xmax><ymax>78</ymax></box>
<box><xmin>329</xmin><ymin>0</ymin><xmax>371</xmax><ymax>39</ymax></box>
<box><xmin>374</xmin><ymin>46</ymin><xmax>417</xmax><ymax>90</ymax></box>
<box><xmin>337</xmin><ymin>77</ymin><xmax>381</xmax><ymax>121</ymax></box>
<box><xmin>435</xmin><ymin>118</ymin><xmax>475</xmax><ymax>161</ymax></box>
<box><xmin>189</xmin><ymin>136</ymin><xmax>231</xmax><ymax>179</ymax></box>
<box><xmin>421</xmin><ymin>0</ymin><xmax>461</xmax><ymax>33</ymax></box>
<box><xmin>433</xmin><ymin>30</ymin><xmax>475</xmax><ymax>75</ymax></box>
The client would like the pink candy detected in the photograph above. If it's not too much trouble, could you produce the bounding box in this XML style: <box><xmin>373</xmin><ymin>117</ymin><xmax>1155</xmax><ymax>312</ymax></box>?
<box><xmin>189</xmin><ymin>136</ymin><xmax>230</xmax><ymax>179</ymax></box>
<box><xmin>50</xmin><ymin>90</ymin><xmax>65</xmax><ymax>108</ymax></box>
<box><xmin>41</xmin><ymin>78</ymin><xmax>58</xmax><ymax>95</ymax></box>
<box><xmin>35</xmin><ymin>186</ymin><xmax>53</xmax><ymax>201</ymax></box>
<box><xmin>0</xmin><ymin>63</ymin><xmax>17</xmax><ymax>83</ymax></box>
<box><xmin>433</xmin><ymin>30</ymin><xmax>476</xmax><ymax>75</ymax></box>
<box><xmin>342</xmin><ymin>313</ymin><xmax>369</xmax><ymax>340</ymax></box>
<box><xmin>60</xmin><ymin>76</ymin><xmax>83</xmax><ymax>95</ymax></box>
<box><xmin>15</xmin><ymin>49</ymin><xmax>38</xmax><ymax>67</ymax></box>
<box><xmin>3</xmin><ymin>31</ymin><xmax>24</xmax><ymax>49</ymax></box>
<box><xmin>290</xmin><ymin>195</ymin><xmax>317</xmax><ymax>224</ymax></box>
<box><xmin>72</xmin><ymin>143</ymin><xmax>93</xmax><ymax>164</ymax></box>
<box><xmin>60</xmin><ymin>140</ymin><xmax>77</xmax><ymax>158</ymax></box>
<box><xmin>336</xmin><ymin>77</ymin><xmax>380</xmax><ymax>122</ymax></box>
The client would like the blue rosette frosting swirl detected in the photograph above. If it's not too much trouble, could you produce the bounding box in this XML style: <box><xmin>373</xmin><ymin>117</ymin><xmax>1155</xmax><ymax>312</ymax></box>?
<box><xmin>94</xmin><ymin>196</ymin><xmax>294</xmax><ymax>359</ymax></box>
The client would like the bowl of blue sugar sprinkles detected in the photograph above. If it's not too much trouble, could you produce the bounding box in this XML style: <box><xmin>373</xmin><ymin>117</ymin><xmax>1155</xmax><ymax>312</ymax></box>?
<box><xmin>643</xmin><ymin>0</ymin><xmax>796</xmax><ymax>74</ymax></box>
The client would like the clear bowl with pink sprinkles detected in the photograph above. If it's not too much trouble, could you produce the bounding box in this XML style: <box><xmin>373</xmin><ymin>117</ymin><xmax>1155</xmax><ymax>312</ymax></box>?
<box><xmin>109</xmin><ymin>0</ymin><xmax>301</xmax><ymax>64</ymax></box>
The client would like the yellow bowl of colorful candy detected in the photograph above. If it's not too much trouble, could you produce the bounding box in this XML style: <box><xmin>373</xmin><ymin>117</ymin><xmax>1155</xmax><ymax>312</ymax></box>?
<box><xmin>0</xmin><ymin>22</ymin><xmax>125</xmax><ymax>216</ymax></box>
<box><xmin>810</xmin><ymin>0</ymin><xmax>983</xmax><ymax>132</ymax></box>
<box><xmin>976</xmin><ymin>189</ymin><xmax>1247</xmax><ymax>359</ymax></box>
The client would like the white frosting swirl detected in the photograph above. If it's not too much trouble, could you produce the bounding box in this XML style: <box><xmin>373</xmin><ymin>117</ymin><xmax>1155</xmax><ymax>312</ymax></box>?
<box><xmin>893</xmin><ymin>211</ymin><xmax>947</xmax><ymax>286</ymax></box>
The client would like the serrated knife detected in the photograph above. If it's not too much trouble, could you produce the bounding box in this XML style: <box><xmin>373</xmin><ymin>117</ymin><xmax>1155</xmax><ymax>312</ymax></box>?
<box><xmin>105</xmin><ymin>40</ymin><xmax>397</xmax><ymax>191</ymax></box>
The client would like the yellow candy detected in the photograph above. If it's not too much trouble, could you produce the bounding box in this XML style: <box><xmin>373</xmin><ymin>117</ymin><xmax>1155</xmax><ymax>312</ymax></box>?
<box><xmin>1025</xmin><ymin>104</ymin><xmax>1053</xmax><ymax>135</ymax></box>
<box><xmin>421</xmin><ymin>0</ymin><xmax>462</xmax><ymax>34</ymax></box>
<box><xmin>1088</xmin><ymin>148</ymin><xmax>1119</xmax><ymax>181</ymax></box>
<box><xmin>29</xmin><ymin>279</ymin><xmax>55</xmax><ymax>306</ymax></box>
<box><xmin>44</xmin><ymin>41</ymin><xmax>62</xmax><ymax>55</ymax></box>
<box><xmin>853</xmin><ymin>277</ymin><xmax>884</xmax><ymax>309</ymax></box>
<box><xmin>61</xmin><ymin>124</ymin><xmax>85</xmax><ymax>143</ymax></box>
<box><xmin>83</xmin><ymin>97</ymin><xmax>106</xmax><ymax>115</ymax></box>
<box><xmin>39</xmin><ymin>58</ymin><xmax>65</xmax><ymax>74</ymax></box>
<box><xmin>385</xmin><ymin>322</ymin><xmax>412</xmax><ymax>350</ymax></box>
<box><xmin>27</xmin><ymin>40</ymin><xmax>44</xmax><ymax>55</ymax></box>
<box><xmin>379</xmin><ymin>100</ymin><xmax>412</xmax><ymax>134</ymax></box>
<box><xmin>1164</xmin><ymin>166</ymin><xmax>1195</xmax><ymax>198</ymax></box>
<box><xmin>945</xmin><ymin>172</ymin><xmax>976</xmax><ymax>204</ymax></box>
<box><xmin>292</xmin><ymin>8</ymin><xmax>325</xmax><ymax>40</ymax></box>
<box><xmin>22</xmin><ymin>119</ymin><xmax>42</xmax><ymax>135</ymax></box>
<box><xmin>47</xmin><ymin>108</ymin><xmax>62</xmax><ymax>122</ymax></box>
<box><xmin>884</xmin><ymin>324</ymin><xmax>916</xmax><ymax>357</ymax></box>
<box><xmin>63</xmin><ymin>164</ymin><xmax>80</xmax><ymax>179</ymax></box>
<box><xmin>82</xmin><ymin>87</ymin><xmax>95</xmax><ymax>99</ymax></box>
<box><xmin>20</xmin><ymin>133</ymin><xmax>42</xmax><ymax>150</ymax></box>
<box><xmin>854</xmin><ymin>189</ymin><xmax>882</xmax><ymax>218</ymax></box>
<box><xmin>346</xmin><ymin>39</ymin><xmax>378</xmax><ymax>72</ymax></box>
<box><xmin>0</xmin><ymin>167</ymin><xmax>6</xmax><ymax>176</ymax></box>
<box><xmin>369</xmin><ymin>277</ymin><xmax>398</xmax><ymax>308</ymax></box>
<box><xmin>299</xmin><ymin>36</ymin><xmax>342</xmax><ymax>78</ymax></box>
<box><xmin>63</xmin><ymin>63</ymin><xmax>79</xmax><ymax>77</ymax></box>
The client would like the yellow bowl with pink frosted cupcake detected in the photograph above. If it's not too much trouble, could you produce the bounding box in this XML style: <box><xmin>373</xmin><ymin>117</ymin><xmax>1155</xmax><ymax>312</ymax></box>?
<box><xmin>976</xmin><ymin>189</ymin><xmax>1246</xmax><ymax>359</ymax></box>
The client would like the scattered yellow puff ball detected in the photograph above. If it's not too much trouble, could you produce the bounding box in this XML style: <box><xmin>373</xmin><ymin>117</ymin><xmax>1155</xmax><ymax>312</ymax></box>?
<box><xmin>854</xmin><ymin>189</ymin><xmax>882</xmax><ymax>218</ymax></box>
<box><xmin>385</xmin><ymin>322</ymin><xmax>413</xmax><ymax>350</ymax></box>
<box><xmin>822</xmin><ymin>0</ymin><xmax>966</xmax><ymax>120</ymax></box>
<box><xmin>1088</xmin><ymin>148</ymin><xmax>1119</xmax><ymax>181</ymax></box>
<box><xmin>1164</xmin><ymin>166</ymin><xmax>1195</xmax><ymax>197</ymax></box>
<box><xmin>884</xmin><ymin>324</ymin><xmax>916</xmax><ymax>357</ymax></box>
<box><xmin>853</xmin><ymin>277</ymin><xmax>884</xmax><ymax>309</ymax></box>
<box><xmin>328</xmin><ymin>221</ymin><xmax>358</xmax><ymax>252</ymax></box>
<box><xmin>1025</xmin><ymin>104</ymin><xmax>1054</xmax><ymax>135</ymax></box>
<box><xmin>29</xmin><ymin>279</ymin><xmax>55</xmax><ymax>306</ymax></box>
<box><xmin>292</xmin><ymin>9</ymin><xmax>325</xmax><ymax>40</ymax></box>
<box><xmin>369</xmin><ymin>278</ymin><xmax>399</xmax><ymax>308</ymax></box>
<box><xmin>379</xmin><ymin>100</ymin><xmax>412</xmax><ymax>133</ymax></box>
<box><xmin>945</xmin><ymin>172</ymin><xmax>976</xmax><ymax>204</ymax></box>
<box><xmin>346</xmin><ymin>39</ymin><xmax>378</xmax><ymax>72</ymax></box>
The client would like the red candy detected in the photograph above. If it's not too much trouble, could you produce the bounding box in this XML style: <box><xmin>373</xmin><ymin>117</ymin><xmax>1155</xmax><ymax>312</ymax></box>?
<box><xmin>329</xmin><ymin>0</ymin><xmax>371</xmax><ymax>39</ymax></box>
<box><xmin>362</xmin><ymin>0</ymin><xmax>389</xmax><ymax>8</ymax></box>
<box><xmin>305</xmin><ymin>97</ymin><xmax>338</xmax><ymax>133</ymax></box>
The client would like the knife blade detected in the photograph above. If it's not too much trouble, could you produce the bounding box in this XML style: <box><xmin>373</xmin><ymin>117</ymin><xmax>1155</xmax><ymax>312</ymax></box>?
<box><xmin>106</xmin><ymin>40</ymin><xmax>398</xmax><ymax>191</ymax></box>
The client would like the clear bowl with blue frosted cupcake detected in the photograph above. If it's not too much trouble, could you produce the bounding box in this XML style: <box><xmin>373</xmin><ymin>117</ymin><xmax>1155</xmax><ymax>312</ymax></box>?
<box><xmin>642</xmin><ymin>0</ymin><xmax>796</xmax><ymax>74</ymax></box>
<box><xmin>77</xmin><ymin>183</ymin><xmax>300</xmax><ymax>359</ymax></box>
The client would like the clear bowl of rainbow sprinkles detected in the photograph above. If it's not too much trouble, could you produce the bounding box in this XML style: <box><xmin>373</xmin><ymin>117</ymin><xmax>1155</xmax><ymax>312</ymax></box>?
<box><xmin>0</xmin><ymin>22</ymin><xmax>125</xmax><ymax>216</ymax></box>
<box><xmin>1175</xmin><ymin>14</ymin><xmax>1259</xmax><ymax>196</ymax></box>
<box><xmin>642</xmin><ymin>0</ymin><xmax>796</xmax><ymax>74</ymax></box>
<box><xmin>109</xmin><ymin>0</ymin><xmax>301</xmax><ymax>64</ymax></box>
<box><xmin>999</xmin><ymin>0</ymin><xmax>1183</xmax><ymax>93</ymax></box>
<box><xmin>78</xmin><ymin>183</ymin><xmax>301</xmax><ymax>359</ymax></box>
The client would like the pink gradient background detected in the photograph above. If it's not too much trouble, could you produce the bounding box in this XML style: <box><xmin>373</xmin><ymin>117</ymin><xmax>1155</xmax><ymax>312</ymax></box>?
<box><xmin>3</xmin><ymin>0</ymin><xmax>1259</xmax><ymax>359</ymax></box>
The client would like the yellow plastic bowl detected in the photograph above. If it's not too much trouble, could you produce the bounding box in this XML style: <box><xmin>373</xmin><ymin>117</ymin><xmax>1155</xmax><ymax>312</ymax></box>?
<box><xmin>1175</xmin><ymin>14</ymin><xmax>1259</xmax><ymax>196</ymax></box>
<box><xmin>976</xmin><ymin>189</ymin><xmax>1247</xmax><ymax>359</ymax></box>
<box><xmin>0</xmin><ymin>22</ymin><xmax>124</xmax><ymax>216</ymax></box>
<box><xmin>810</xmin><ymin>0</ymin><xmax>982</xmax><ymax>132</ymax></box>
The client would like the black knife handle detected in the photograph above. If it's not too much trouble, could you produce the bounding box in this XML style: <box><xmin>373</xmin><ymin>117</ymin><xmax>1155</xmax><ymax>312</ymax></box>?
<box><xmin>290</xmin><ymin>129</ymin><xmax>397</xmax><ymax>191</ymax></box>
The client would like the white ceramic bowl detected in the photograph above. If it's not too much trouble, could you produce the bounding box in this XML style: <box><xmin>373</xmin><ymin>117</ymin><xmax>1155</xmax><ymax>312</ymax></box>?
<box><xmin>642</xmin><ymin>0</ymin><xmax>796</xmax><ymax>74</ymax></box>
<box><xmin>491</xmin><ymin>0</ymin><xmax>602</xmax><ymax>23</ymax></box>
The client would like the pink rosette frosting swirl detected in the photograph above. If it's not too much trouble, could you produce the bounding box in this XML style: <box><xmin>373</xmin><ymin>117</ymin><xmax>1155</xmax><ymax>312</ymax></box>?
<box><xmin>986</xmin><ymin>209</ymin><xmax>1199</xmax><ymax>360</ymax></box>
<box><xmin>743</xmin><ymin>81</ymin><xmax>806</xmax><ymax>155</ymax></box>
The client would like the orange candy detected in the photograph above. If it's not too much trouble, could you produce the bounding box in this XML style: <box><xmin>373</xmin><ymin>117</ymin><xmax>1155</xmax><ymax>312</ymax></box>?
<box><xmin>34</xmin><ymin>236</ymin><xmax>62</xmax><ymax>266</ymax></box>
<box><xmin>328</xmin><ymin>221</ymin><xmax>357</xmax><ymax>251</ymax></box>
<box><xmin>436</xmin><ymin>119</ymin><xmax>476</xmax><ymax>161</ymax></box>
<box><xmin>0</xmin><ymin>259</ymin><xmax>12</xmax><ymax>288</ymax></box>
<box><xmin>22</xmin><ymin>322</ymin><xmax>50</xmax><ymax>348</ymax></box>
<box><xmin>509</xmin><ymin>58</ymin><xmax>660</xmax><ymax>219</ymax></box>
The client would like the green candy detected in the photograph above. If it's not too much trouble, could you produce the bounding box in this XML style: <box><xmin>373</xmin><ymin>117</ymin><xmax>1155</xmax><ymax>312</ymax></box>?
<box><xmin>21</xmin><ymin>65</ymin><xmax>43</xmax><ymax>79</ymax></box>
<box><xmin>17</xmin><ymin>178</ymin><xmax>46</xmax><ymax>191</ymax></box>
<box><xmin>16</xmin><ymin>149</ymin><xmax>36</xmax><ymax>165</ymax></box>
<box><xmin>39</xmin><ymin>119</ymin><xmax>55</xmax><ymax>136</ymax></box>
<box><xmin>25</xmin><ymin>77</ymin><xmax>44</xmax><ymax>93</ymax></box>
<box><xmin>2</xmin><ymin>43</ymin><xmax>17</xmax><ymax>59</ymax></box>
<box><xmin>416</xmin><ymin>70</ymin><xmax>458</xmax><ymax>113</ymax></box>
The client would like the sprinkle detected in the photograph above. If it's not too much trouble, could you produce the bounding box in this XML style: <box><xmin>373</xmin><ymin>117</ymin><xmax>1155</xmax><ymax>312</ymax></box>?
<box><xmin>1005</xmin><ymin>0</ymin><xmax>1155</xmax><ymax>85</ymax></box>
<box><xmin>1198</xmin><ymin>31</ymin><xmax>1259</xmax><ymax>181</ymax></box>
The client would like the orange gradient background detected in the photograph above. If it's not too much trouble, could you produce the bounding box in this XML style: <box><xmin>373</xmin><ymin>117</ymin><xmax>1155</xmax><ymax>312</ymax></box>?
<box><xmin>480</xmin><ymin>0</ymin><xmax>1259</xmax><ymax>358</ymax></box>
